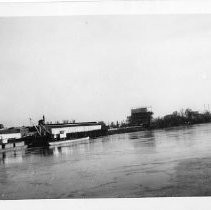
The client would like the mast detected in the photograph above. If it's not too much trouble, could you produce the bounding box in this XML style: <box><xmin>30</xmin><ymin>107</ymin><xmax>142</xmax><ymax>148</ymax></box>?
<box><xmin>29</xmin><ymin>118</ymin><xmax>41</xmax><ymax>136</ymax></box>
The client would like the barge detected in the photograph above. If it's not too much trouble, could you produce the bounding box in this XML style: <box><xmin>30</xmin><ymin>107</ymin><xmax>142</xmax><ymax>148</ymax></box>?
<box><xmin>24</xmin><ymin>116</ymin><xmax>108</xmax><ymax>147</ymax></box>
<box><xmin>0</xmin><ymin>128</ymin><xmax>27</xmax><ymax>153</ymax></box>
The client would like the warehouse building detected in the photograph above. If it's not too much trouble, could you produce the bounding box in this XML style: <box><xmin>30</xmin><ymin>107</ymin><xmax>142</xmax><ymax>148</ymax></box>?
<box><xmin>43</xmin><ymin>122</ymin><xmax>103</xmax><ymax>140</ymax></box>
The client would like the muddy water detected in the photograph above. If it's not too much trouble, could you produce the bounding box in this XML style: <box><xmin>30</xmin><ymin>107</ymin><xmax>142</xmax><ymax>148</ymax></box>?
<box><xmin>0</xmin><ymin>123</ymin><xmax>211</xmax><ymax>199</ymax></box>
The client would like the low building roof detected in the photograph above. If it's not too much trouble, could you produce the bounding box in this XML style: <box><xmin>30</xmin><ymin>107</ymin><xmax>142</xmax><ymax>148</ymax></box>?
<box><xmin>0</xmin><ymin>128</ymin><xmax>21</xmax><ymax>134</ymax></box>
<box><xmin>45</xmin><ymin>122</ymin><xmax>100</xmax><ymax>129</ymax></box>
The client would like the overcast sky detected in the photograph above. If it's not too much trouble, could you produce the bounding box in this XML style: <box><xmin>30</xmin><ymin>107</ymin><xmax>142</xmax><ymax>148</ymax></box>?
<box><xmin>1</xmin><ymin>15</ymin><xmax>211</xmax><ymax>126</ymax></box>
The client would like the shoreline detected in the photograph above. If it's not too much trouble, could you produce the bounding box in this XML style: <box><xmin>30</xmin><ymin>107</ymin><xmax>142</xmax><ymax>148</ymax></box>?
<box><xmin>107</xmin><ymin>121</ymin><xmax>211</xmax><ymax>136</ymax></box>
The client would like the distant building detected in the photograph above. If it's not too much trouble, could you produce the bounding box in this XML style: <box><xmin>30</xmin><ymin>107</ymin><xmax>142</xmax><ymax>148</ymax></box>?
<box><xmin>127</xmin><ymin>107</ymin><xmax>153</xmax><ymax>127</ymax></box>
<box><xmin>0</xmin><ymin>124</ymin><xmax>3</xmax><ymax>129</ymax></box>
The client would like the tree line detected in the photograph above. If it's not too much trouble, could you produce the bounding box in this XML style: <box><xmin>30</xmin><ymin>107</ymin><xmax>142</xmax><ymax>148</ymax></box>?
<box><xmin>151</xmin><ymin>109</ymin><xmax>211</xmax><ymax>129</ymax></box>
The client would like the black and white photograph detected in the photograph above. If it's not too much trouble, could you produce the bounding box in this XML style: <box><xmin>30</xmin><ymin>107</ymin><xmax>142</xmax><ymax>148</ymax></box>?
<box><xmin>0</xmin><ymin>1</ymin><xmax>211</xmax><ymax>206</ymax></box>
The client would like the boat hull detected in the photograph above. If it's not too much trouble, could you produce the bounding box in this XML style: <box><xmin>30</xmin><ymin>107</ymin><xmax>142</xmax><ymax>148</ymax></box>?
<box><xmin>48</xmin><ymin>136</ymin><xmax>90</xmax><ymax>146</ymax></box>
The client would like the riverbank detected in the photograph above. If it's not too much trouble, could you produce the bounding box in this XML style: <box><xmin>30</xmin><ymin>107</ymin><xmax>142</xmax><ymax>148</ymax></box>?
<box><xmin>107</xmin><ymin>121</ymin><xmax>211</xmax><ymax>136</ymax></box>
<box><xmin>108</xmin><ymin>126</ymin><xmax>145</xmax><ymax>135</ymax></box>
<box><xmin>107</xmin><ymin>108</ymin><xmax>211</xmax><ymax>135</ymax></box>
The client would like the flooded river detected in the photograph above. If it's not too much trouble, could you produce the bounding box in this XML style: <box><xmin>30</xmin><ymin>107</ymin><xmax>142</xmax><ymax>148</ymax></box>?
<box><xmin>1</xmin><ymin>123</ymin><xmax>211</xmax><ymax>199</ymax></box>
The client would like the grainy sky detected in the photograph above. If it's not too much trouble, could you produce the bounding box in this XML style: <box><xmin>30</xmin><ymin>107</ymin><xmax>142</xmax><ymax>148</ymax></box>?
<box><xmin>1</xmin><ymin>15</ymin><xmax>211</xmax><ymax>126</ymax></box>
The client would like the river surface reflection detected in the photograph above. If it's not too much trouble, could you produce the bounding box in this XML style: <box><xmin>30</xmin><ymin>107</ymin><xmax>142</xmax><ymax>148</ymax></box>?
<box><xmin>1</xmin><ymin>124</ymin><xmax>211</xmax><ymax>199</ymax></box>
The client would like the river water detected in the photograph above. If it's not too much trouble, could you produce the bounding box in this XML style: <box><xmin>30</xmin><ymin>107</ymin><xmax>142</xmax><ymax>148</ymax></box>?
<box><xmin>0</xmin><ymin>123</ymin><xmax>211</xmax><ymax>199</ymax></box>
